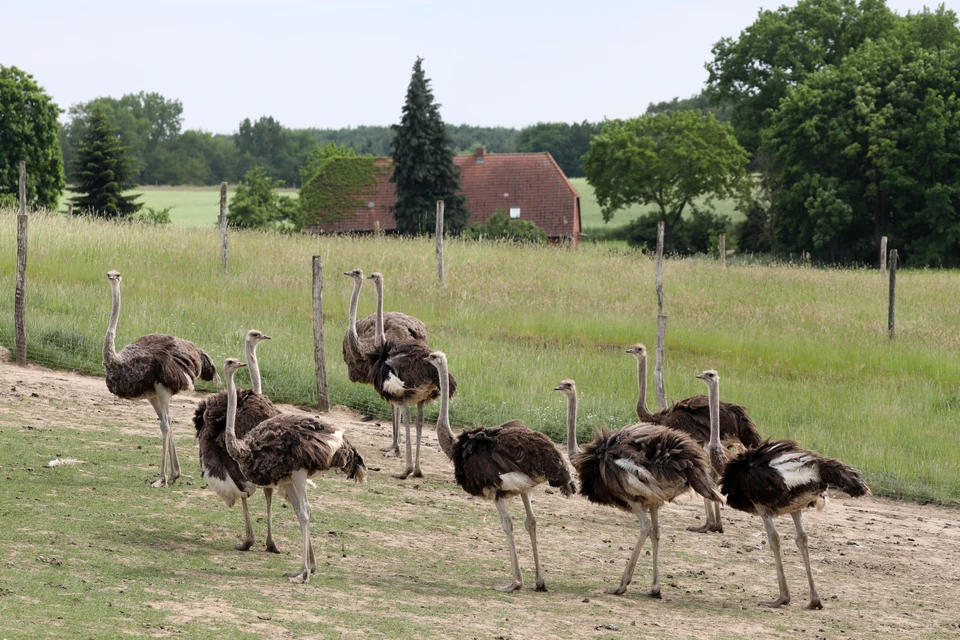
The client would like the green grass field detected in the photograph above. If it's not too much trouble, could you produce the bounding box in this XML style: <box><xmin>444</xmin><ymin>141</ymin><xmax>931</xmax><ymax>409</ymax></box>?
<box><xmin>1</xmin><ymin>210</ymin><xmax>958</xmax><ymax>505</ymax></box>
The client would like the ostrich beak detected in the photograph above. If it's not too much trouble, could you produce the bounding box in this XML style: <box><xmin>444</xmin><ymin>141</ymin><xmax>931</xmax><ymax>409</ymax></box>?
<box><xmin>553</xmin><ymin>385</ymin><xmax>563</xmax><ymax>391</ymax></box>
<box><xmin>696</xmin><ymin>373</ymin><xmax>705</xmax><ymax>379</ymax></box>
<box><xmin>262</xmin><ymin>335</ymin><xmax>272</xmax><ymax>340</ymax></box>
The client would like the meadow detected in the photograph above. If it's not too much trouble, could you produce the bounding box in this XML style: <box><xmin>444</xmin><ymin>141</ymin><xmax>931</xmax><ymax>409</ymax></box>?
<box><xmin>1</xmin><ymin>210</ymin><xmax>958</xmax><ymax>505</ymax></box>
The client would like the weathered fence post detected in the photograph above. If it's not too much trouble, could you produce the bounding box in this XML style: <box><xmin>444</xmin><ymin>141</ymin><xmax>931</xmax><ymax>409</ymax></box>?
<box><xmin>435</xmin><ymin>200</ymin><xmax>445</xmax><ymax>286</ymax></box>
<box><xmin>15</xmin><ymin>161</ymin><xmax>28</xmax><ymax>366</ymax></box>
<box><xmin>312</xmin><ymin>256</ymin><xmax>330</xmax><ymax>412</ymax></box>
<box><xmin>67</xmin><ymin>202</ymin><xmax>73</xmax><ymax>217</ymax></box>
<box><xmin>888</xmin><ymin>249</ymin><xmax>898</xmax><ymax>340</ymax></box>
<box><xmin>655</xmin><ymin>221</ymin><xmax>668</xmax><ymax>411</ymax></box>
<box><xmin>719</xmin><ymin>233</ymin><xmax>726</xmax><ymax>267</ymax></box>
<box><xmin>219</xmin><ymin>182</ymin><xmax>228</xmax><ymax>273</ymax></box>
<box><xmin>373</xmin><ymin>220</ymin><xmax>381</xmax><ymax>238</ymax></box>
<box><xmin>880</xmin><ymin>235</ymin><xmax>888</xmax><ymax>276</ymax></box>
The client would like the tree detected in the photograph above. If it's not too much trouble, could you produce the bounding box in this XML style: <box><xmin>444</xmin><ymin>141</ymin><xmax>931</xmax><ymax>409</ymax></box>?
<box><xmin>390</xmin><ymin>57</ymin><xmax>468</xmax><ymax>235</ymax></box>
<box><xmin>0</xmin><ymin>66</ymin><xmax>64</xmax><ymax>209</ymax></box>
<box><xmin>515</xmin><ymin>121</ymin><xmax>600</xmax><ymax>177</ymax></box>
<box><xmin>228</xmin><ymin>166</ymin><xmax>297</xmax><ymax>230</ymax></box>
<box><xmin>582</xmin><ymin>111</ymin><xmax>749</xmax><ymax>253</ymax></box>
<box><xmin>646</xmin><ymin>92</ymin><xmax>732</xmax><ymax>123</ymax></box>
<box><xmin>71</xmin><ymin>106</ymin><xmax>142</xmax><ymax>217</ymax></box>
<box><xmin>299</xmin><ymin>141</ymin><xmax>358</xmax><ymax>185</ymax></box>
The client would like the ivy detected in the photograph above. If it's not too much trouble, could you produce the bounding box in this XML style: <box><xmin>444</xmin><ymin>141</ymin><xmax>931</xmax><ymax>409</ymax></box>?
<box><xmin>300</xmin><ymin>157</ymin><xmax>387</xmax><ymax>224</ymax></box>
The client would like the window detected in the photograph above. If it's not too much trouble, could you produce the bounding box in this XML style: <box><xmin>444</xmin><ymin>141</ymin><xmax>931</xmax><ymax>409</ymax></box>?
<box><xmin>509</xmin><ymin>207</ymin><xmax>520</xmax><ymax>219</ymax></box>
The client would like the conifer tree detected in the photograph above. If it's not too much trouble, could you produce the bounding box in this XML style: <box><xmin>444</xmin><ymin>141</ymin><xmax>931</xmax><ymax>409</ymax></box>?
<box><xmin>390</xmin><ymin>57</ymin><xmax>467</xmax><ymax>234</ymax></box>
<box><xmin>71</xmin><ymin>106</ymin><xmax>141</xmax><ymax>217</ymax></box>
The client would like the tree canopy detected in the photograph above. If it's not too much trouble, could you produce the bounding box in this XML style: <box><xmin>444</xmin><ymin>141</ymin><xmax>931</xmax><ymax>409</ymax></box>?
<box><xmin>390</xmin><ymin>57</ymin><xmax>468</xmax><ymax>235</ymax></box>
<box><xmin>0</xmin><ymin>65</ymin><xmax>64</xmax><ymax>209</ymax></box>
<box><xmin>227</xmin><ymin>166</ymin><xmax>298</xmax><ymax>230</ymax></box>
<box><xmin>71</xmin><ymin>106</ymin><xmax>142</xmax><ymax>217</ymax></box>
<box><xmin>515</xmin><ymin>121</ymin><xmax>600</xmax><ymax>178</ymax></box>
<box><xmin>582</xmin><ymin>111</ymin><xmax>749</xmax><ymax>252</ymax></box>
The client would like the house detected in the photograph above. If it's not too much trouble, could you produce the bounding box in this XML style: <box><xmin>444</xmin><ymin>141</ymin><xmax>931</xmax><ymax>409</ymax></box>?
<box><xmin>303</xmin><ymin>148</ymin><xmax>581</xmax><ymax>244</ymax></box>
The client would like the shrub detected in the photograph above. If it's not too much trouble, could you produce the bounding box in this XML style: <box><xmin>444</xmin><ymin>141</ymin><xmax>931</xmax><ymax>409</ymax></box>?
<box><xmin>624</xmin><ymin>209</ymin><xmax>731</xmax><ymax>254</ymax></box>
<box><xmin>463</xmin><ymin>211</ymin><xmax>546</xmax><ymax>243</ymax></box>
<box><xmin>136</xmin><ymin>206</ymin><xmax>173</xmax><ymax>225</ymax></box>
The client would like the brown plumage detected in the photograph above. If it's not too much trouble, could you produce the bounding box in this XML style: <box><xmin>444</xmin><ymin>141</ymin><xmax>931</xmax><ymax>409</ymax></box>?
<box><xmin>102</xmin><ymin>270</ymin><xmax>218</xmax><ymax>488</ymax></box>
<box><xmin>572</xmin><ymin>423</ymin><xmax>722</xmax><ymax>597</ymax></box>
<box><xmin>194</xmin><ymin>330</ymin><xmax>282</xmax><ymax>552</ymax></box>
<box><xmin>221</xmin><ymin>359</ymin><xmax>366</xmax><ymax>584</ymax></box>
<box><xmin>428</xmin><ymin>351</ymin><xmax>575</xmax><ymax>592</ymax></box>
<box><xmin>721</xmin><ymin>439</ymin><xmax>870</xmax><ymax>609</ymax></box>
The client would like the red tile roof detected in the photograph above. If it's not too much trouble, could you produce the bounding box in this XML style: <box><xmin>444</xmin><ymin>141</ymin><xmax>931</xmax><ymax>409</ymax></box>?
<box><xmin>304</xmin><ymin>149</ymin><xmax>580</xmax><ymax>241</ymax></box>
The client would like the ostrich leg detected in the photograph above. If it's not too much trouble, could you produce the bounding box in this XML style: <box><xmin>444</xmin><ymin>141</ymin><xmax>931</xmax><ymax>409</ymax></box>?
<box><xmin>393</xmin><ymin>405</ymin><xmax>414</xmax><ymax>479</ymax></box>
<box><xmin>521</xmin><ymin>493</ymin><xmax>546</xmax><ymax>592</ymax></box>
<box><xmin>495</xmin><ymin>497</ymin><xmax>523</xmax><ymax>592</ymax></box>
<box><xmin>606</xmin><ymin>502</ymin><xmax>652</xmax><ymax>596</ymax></box>
<box><xmin>148</xmin><ymin>393</ymin><xmax>173</xmax><ymax>487</ymax></box>
<box><xmin>688</xmin><ymin>497</ymin><xmax>717</xmax><ymax>533</ymax></box>
<box><xmin>792</xmin><ymin>511</ymin><xmax>822</xmax><ymax>609</ymax></box>
<box><xmin>264</xmin><ymin>488</ymin><xmax>280</xmax><ymax>553</ymax></box>
<box><xmin>236</xmin><ymin>496</ymin><xmax>255</xmax><ymax>551</ymax></box>
<box><xmin>381</xmin><ymin>406</ymin><xmax>401</xmax><ymax>457</ymax></box>
<box><xmin>761</xmin><ymin>515</ymin><xmax>791</xmax><ymax>607</ymax></box>
<box><xmin>648</xmin><ymin>507</ymin><xmax>662</xmax><ymax>598</ymax></box>
<box><xmin>283</xmin><ymin>474</ymin><xmax>313</xmax><ymax>584</ymax></box>
<box><xmin>412</xmin><ymin>402</ymin><xmax>425</xmax><ymax>478</ymax></box>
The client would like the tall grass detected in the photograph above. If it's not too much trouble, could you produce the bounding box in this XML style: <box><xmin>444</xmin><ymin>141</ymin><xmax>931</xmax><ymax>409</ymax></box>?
<box><xmin>2</xmin><ymin>210</ymin><xmax>958</xmax><ymax>504</ymax></box>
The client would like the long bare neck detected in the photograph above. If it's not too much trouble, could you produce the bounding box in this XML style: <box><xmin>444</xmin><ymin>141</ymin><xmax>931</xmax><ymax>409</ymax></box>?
<box><xmin>707</xmin><ymin>381</ymin><xmax>721</xmax><ymax>450</ymax></box>
<box><xmin>246</xmin><ymin>340</ymin><xmax>262</xmax><ymax>395</ymax></box>
<box><xmin>373</xmin><ymin>278</ymin><xmax>385</xmax><ymax>347</ymax></box>
<box><xmin>347</xmin><ymin>277</ymin><xmax>362</xmax><ymax>345</ymax></box>
<box><xmin>103</xmin><ymin>282</ymin><xmax>121</xmax><ymax>368</ymax></box>
<box><xmin>435</xmin><ymin>362</ymin><xmax>456</xmax><ymax>460</ymax></box>
<box><xmin>224</xmin><ymin>370</ymin><xmax>250</xmax><ymax>462</ymax></box>
<box><xmin>635</xmin><ymin>354</ymin><xmax>654</xmax><ymax>421</ymax></box>
<box><xmin>566</xmin><ymin>393</ymin><xmax>580</xmax><ymax>457</ymax></box>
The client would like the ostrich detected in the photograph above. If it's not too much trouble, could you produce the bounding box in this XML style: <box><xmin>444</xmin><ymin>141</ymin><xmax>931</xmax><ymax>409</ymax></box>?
<box><xmin>427</xmin><ymin>351</ymin><xmax>577</xmax><ymax>592</ymax></box>
<box><xmin>554</xmin><ymin>379</ymin><xmax>581</xmax><ymax>458</ymax></box>
<box><xmin>368</xmin><ymin>282</ymin><xmax>453</xmax><ymax>479</ymax></box>
<box><xmin>221</xmin><ymin>358</ymin><xmax>367</xmax><ymax>583</ymax></box>
<box><xmin>721</xmin><ymin>440</ymin><xmax>870</xmax><ymax>609</ymax></box>
<box><xmin>627</xmin><ymin>343</ymin><xmax>761</xmax><ymax>533</ymax></box>
<box><xmin>194</xmin><ymin>330</ymin><xmax>282</xmax><ymax>552</ymax></box>
<box><xmin>562</xmin><ymin>385</ymin><xmax>722</xmax><ymax>596</ymax></box>
<box><xmin>102</xmin><ymin>270</ymin><xmax>219</xmax><ymax>487</ymax></box>
<box><xmin>341</xmin><ymin>269</ymin><xmax>426</xmax><ymax>457</ymax></box>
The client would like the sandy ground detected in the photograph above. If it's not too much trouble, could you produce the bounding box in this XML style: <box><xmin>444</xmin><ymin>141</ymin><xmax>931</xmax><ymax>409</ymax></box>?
<box><xmin>2</xmin><ymin>361</ymin><xmax>959</xmax><ymax>639</ymax></box>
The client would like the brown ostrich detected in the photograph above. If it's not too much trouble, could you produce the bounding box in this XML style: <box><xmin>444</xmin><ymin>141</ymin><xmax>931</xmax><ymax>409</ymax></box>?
<box><xmin>627</xmin><ymin>343</ymin><xmax>761</xmax><ymax>532</ymax></box>
<box><xmin>427</xmin><ymin>351</ymin><xmax>576</xmax><ymax>592</ymax></box>
<box><xmin>194</xmin><ymin>330</ymin><xmax>282</xmax><ymax>552</ymax></box>
<box><xmin>221</xmin><ymin>358</ymin><xmax>367</xmax><ymax>583</ymax></box>
<box><xmin>721</xmin><ymin>439</ymin><xmax>870</xmax><ymax>609</ymax></box>
<box><xmin>102</xmin><ymin>270</ymin><xmax>219</xmax><ymax>487</ymax></box>
<box><xmin>562</xmin><ymin>379</ymin><xmax>722</xmax><ymax>597</ymax></box>
<box><xmin>341</xmin><ymin>269</ymin><xmax>426</xmax><ymax>456</ymax></box>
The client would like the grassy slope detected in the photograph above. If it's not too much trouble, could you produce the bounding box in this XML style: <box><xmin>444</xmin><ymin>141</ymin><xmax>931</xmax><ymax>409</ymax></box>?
<box><xmin>1</xmin><ymin>211</ymin><xmax>958</xmax><ymax>503</ymax></box>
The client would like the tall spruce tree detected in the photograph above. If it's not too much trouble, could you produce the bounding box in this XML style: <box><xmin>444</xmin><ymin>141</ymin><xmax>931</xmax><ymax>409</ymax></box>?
<box><xmin>71</xmin><ymin>106</ymin><xmax>141</xmax><ymax>217</ymax></box>
<box><xmin>390</xmin><ymin>57</ymin><xmax>467</xmax><ymax>234</ymax></box>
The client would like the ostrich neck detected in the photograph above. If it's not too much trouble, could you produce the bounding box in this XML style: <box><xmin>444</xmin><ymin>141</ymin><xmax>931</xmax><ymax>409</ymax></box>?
<box><xmin>707</xmin><ymin>381</ymin><xmax>721</xmax><ymax>450</ymax></box>
<box><xmin>435</xmin><ymin>364</ymin><xmax>456</xmax><ymax>460</ymax></box>
<box><xmin>246</xmin><ymin>340</ymin><xmax>262</xmax><ymax>395</ymax></box>
<box><xmin>373</xmin><ymin>278</ymin><xmax>385</xmax><ymax>348</ymax></box>
<box><xmin>566</xmin><ymin>393</ymin><xmax>580</xmax><ymax>457</ymax></box>
<box><xmin>347</xmin><ymin>278</ymin><xmax>362</xmax><ymax>346</ymax></box>
<box><xmin>224</xmin><ymin>369</ymin><xmax>251</xmax><ymax>463</ymax></box>
<box><xmin>636</xmin><ymin>354</ymin><xmax>654</xmax><ymax>421</ymax></box>
<box><xmin>103</xmin><ymin>283</ymin><xmax>121</xmax><ymax>368</ymax></box>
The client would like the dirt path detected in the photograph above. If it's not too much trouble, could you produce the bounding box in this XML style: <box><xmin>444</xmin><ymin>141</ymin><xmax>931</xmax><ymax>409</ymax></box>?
<box><xmin>2</xmin><ymin>362</ymin><xmax>959</xmax><ymax>639</ymax></box>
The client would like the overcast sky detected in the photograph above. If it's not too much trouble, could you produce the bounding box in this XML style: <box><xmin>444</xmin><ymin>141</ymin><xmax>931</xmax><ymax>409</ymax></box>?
<box><xmin>5</xmin><ymin>0</ymin><xmax>943</xmax><ymax>133</ymax></box>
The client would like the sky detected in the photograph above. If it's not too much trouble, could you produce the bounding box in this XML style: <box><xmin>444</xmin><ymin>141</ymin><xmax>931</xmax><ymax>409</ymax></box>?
<box><xmin>4</xmin><ymin>0</ymin><xmax>946</xmax><ymax>133</ymax></box>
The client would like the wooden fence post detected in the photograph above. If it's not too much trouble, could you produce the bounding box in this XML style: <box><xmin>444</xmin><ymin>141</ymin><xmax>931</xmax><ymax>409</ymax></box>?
<box><xmin>436</xmin><ymin>200</ymin><xmax>445</xmax><ymax>286</ymax></box>
<box><xmin>373</xmin><ymin>220</ymin><xmax>381</xmax><ymax>238</ymax></box>
<box><xmin>15</xmin><ymin>161</ymin><xmax>28</xmax><ymax>366</ymax></box>
<box><xmin>880</xmin><ymin>235</ymin><xmax>887</xmax><ymax>276</ymax></box>
<box><xmin>219</xmin><ymin>182</ymin><xmax>228</xmax><ymax>273</ymax></box>
<box><xmin>888</xmin><ymin>249</ymin><xmax>897</xmax><ymax>340</ymax></box>
<box><xmin>67</xmin><ymin>202</ymin><xmax>73</xmax><ymax>217</ymax></box>
<box><xmin>719</xmin><ymin>233</ymin><xmax>726</xmax><ymax>267</ymax></box>
<box><xmin>655</xmin><ymin>221</ymin><xmax>667</xmax><ymax>411</ymax></box>
<box><xmin>312</xmin><ymin>256</ymin><xmax>330</xmax><ymax>412</ymax></box>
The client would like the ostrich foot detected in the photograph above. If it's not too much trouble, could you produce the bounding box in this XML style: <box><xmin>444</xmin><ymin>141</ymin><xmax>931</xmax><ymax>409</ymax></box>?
<box><xmin>807</xmin><ymin>599</ymin><xmax>823</xmax><ymax>610</ymax></box>
<box><xmin>235</xmin><ymin>538</ymin><xmax>254</xmax><ymax>552</ymax></box>
<box><xmin>284</xmin><ymin>568</ymin><xmax>310</xmax><ymax>584</ymax></box>
<box><xmin>411</xmin><ymin>469</ymin><xmax>424</xmax><ymax>478</ymax></box>
<box><xmin>648</xmin><ymin>586</ymin><xmax>662</xmax><ymax>599</ymax></box>
<box><xmin>151</xmin><ymin>477</ymin><xmax>168</xmax><ymax>488</ymax></box>
<box><xmin>168</xmin><ymin>470</ymin><xmax>181</xmax><ymax>485</ymax></box>
<box><xmin>495</xmin><ymin>581</ymin><xmax>523</xmax><ymax>593</ymax></box>
<box><xmin>381</xmin><ymin>445</ymin><xmax>400</xmax><ymax>457</ymax></box>
<box><xmin>534</xmin><ymin>580</ymin><xmax>548</xmax><ymax>592</ymax></box>
<box><xmin>264</xmin><ymin>539</ymin><xmax>280</xmax><ymax>554</ymax></box>
<box><xmin>392</xmin><ymin>469</ymin><xmax>413</xmax><ymax>480</ymax></box>
<box><xmin>604</xmin><ymin>584</ymin><xmax>628</xmax><ymax>596</ymax></box>
<box><xmin>761</xmin><ymin>595</ymin><xmax>790</xmax><ymax>608</ymax></box>
<box><xmin>687</xmin><ymin>523</ymin><xmax>721</xmax><ymax>534</ymax></box>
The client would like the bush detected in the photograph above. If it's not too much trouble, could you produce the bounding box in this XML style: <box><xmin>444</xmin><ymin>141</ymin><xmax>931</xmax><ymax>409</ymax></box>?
<box><xmin>624</xmin><ymin>209</ymin><xmax>731</xmax><ymax>254</ymax></box>
<box><xmin>463</xmin><ymin>211</ymin><xmax>546</xmax><ymax>243</ymax></box>
<box><xmin>228</xmin><ymin>166</ymin><xmax>296</xmax><ymax>230</ymax></box>
<box><xmin>136</xmin><ymin>206</ymin><xmax>173</xmax><ymax>225</ymax></box>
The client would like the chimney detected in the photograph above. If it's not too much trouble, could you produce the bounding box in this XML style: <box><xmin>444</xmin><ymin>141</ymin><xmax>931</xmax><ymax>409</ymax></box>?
<box><xmin>475</xmin><ymin>146</ymin><xmax>485</xmax><ymax>163</ymax></box>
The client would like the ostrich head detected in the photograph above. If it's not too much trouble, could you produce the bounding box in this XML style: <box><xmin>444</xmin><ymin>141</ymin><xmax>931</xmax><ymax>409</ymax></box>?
<box><xmin>626</xmin><ymin>344</ymin><xmax>646</xmax><ymax>358</ymax></box>
<box><xmin>368</xmin><ymin>272</ymin><xmax>384</xmax><ymax>284</ymax></box>
<box><xmin>424</xmin><ymin>350</ymin><xmax>447</xmax><ymax>370</ymax></box>
<box><xmin>223</xmin><ymin>358</ymin><xmax>247</xmax><ymax>376</ymax></box>
<box><xmin>696</xmin><ymin>369</ymin><xmax>719</xmax><ymax>386</ymax></box>
<box><xmin>245</xmin><ymin>329</ymin><xmax>271</xmax><ymax>344</ymax></box>
<box><xmin>343</xmin><ymin>268</ymin><xmax>363</xmax><ymax>280</ymax></box>
<box><xmin>553</xmin><ymin>379</ymin><xmax>577</xmax><ymax>396</ymax></box>
<box><xmin>106</xmin><ymin>270</ymin><xmax>122</xmax><ymax>283</ymax></box>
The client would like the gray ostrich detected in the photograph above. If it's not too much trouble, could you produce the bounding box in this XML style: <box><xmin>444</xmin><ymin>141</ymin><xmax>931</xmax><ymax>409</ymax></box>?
<box><xmin>102</xmin><ymin>270</ymin><xmax>219</xmax><ymax>487</ymax></box>
<box><xmin>427</xmin><ymin>351</ymin><xmax>576</xmax><ymax>592</ymax></box>
<box><xmin>221</xmin><ymin>358</ymin><xmax>367</xmax><ymax>583</ymax></box>
<box><xmin>194</xmin><ymin>330</ymin><xmax>283</xmax><ymax>552</ymax></box>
